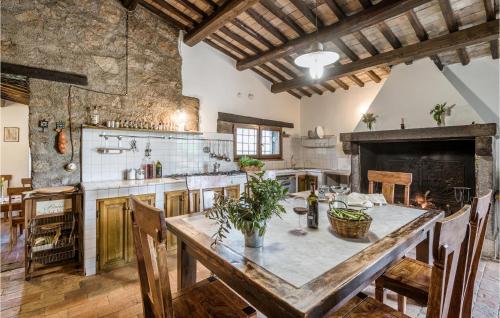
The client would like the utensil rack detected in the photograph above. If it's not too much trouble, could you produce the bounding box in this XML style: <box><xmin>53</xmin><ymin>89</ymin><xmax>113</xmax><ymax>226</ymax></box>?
<box><xmin>24</xmin><ymin>190</ymin><xmax>82</xmax><ymax>280</ymax></box>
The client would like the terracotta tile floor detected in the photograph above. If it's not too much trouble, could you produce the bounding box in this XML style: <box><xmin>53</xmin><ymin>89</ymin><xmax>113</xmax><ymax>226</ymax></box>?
<box><xmin>1</xmin><ymin>224</ymin><xmax>499</xmax><ymax>317</ymax></box>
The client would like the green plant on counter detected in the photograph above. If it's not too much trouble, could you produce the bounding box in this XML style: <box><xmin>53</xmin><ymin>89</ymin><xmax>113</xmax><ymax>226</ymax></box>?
<box><xmin>239</xmin><ymin>156</ymin><xmax>264</xmax><ymax>169</ymax></box>
<box><xmin>362</xmin><ymin>113</ymin><xmax>378</xmax><ymax>130</ymax></box>
<box><xmin>204</xmin><ymin>172</ymin><xmax>288</xmax><ymax>246</ymax></box>
<box><xmin>430</xmin><ymin>102</ymin><xmax>455</xmax><ymax>126</ymax></box>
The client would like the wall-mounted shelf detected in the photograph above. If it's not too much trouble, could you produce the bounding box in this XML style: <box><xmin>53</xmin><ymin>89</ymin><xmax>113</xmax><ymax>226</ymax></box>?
<box><xmin>300</xmin><ymin>135</ymin><xmax>337</xmax><ymax>148</ymax></box>
<box><xmin>82</xmin><ymin>125</ymin><xmax>202</xmax><ymax>135</ymax></box>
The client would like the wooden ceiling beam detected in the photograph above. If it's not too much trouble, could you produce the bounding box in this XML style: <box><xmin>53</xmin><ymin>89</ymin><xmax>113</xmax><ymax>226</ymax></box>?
<box><xmin>358</xmin><ymin>0</ymin><xmax>373</xmax><ymax>9</ymax></box>
<box><xmin>366</xmin><ymin>70</ymin><xmax>382</xmax><ymax>83</ymax></box>
<box><xmin>222</xmin><ymin>22</ymin><xmax>322</xmax><ymax>95</ymax></box>
<box><xmin>237</xmin><ymin>0</ymin><xmax>434</xmax><ymax>71</ymax></box>
<box><xmin>150</xmin><ymin>0</ymin><xmax>197</xmax><ymax>26</ymax></box>
<box><xmin>438</xmin><ymin>0</ymin><xmax>470</xmax><ymax>65</ymax></box>
<box><xmin>321</xmin><ymin>82</ymin><xmax>336</xmax><ymax>92</ymax></box>
<box><xmin>246</xmin><ymin>8</ymin><xmax>289</xmax><ymax>44</ymax></box>
<box><xmin>1</xmin><ymin>62</ymin><xmax>88</xmax><ymax>85</ymax></box>
<box><xmin>139</xmin><ymin>1</ymin><xmax>188</xmax><ymax>30</ymax></box>
<box><xmin>334</xmin><ymin>79</ymin><xmax>349</xmax><ymax>90</ymax></box>
<box><xmin>482</xmin><ymin>0</ymin><xmax>499</xmax><ymax>59</ymax></box>
<box><xmin>271</xmin><ymin>20</ymin><xmax>499</xmax><ymax>93</ymax></box>
<box><xmin>377</xmin><ymin>21</ymin><xmax>402</xmax><ymax>49</ymax></box>
<box><xmin>348</xmin><ymin>75</ymin><xmax>365</xmax><ymax>87</ymax></box>
<box><xmin>204</xmin><ymin>39</ymin><xmax>302</xmax><ymax>99</ymax></box>
<box><xmin>177</xmin><ymin>0</ymin><xmax>207</xmax><ymax>18</ymax></box>
<box><xmin>232</xmin><ymin>18</ymin><xmax>273</xmax><ymax>49</ymax></box>
<box><xmin>184</xmin><ymin>0</ymin><xmax>260</xmax><ymax>46</ymax></box>
<box><xmin>406</xmin><ymin>10</ymin><xmax>444</xmax><ymax>70</ymax></box>
<box><xmin>260</xmin><ymin>0</ymin><xmax>305</xmax><ymax>36</ymax></box>
<box><xmin>288</xmin><ymin>0</ymin><xmax>323</xmax><ymax>28</ymax></box>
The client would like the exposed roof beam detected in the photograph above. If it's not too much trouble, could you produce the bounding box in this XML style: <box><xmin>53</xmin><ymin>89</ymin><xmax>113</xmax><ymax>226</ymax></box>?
<box><xmin>377</xmin><ymin>22</ymin><xmax>402</xmax><ymax>49</ymax></box>
<box><xmin>177</xmin><ymin>0</ymin><xmax>207</xmax><ymax>18</ymax></box>
<box><xmin>237</xmin><ymin>0</ymin><xmax>434</xmax><ymax>71</ymax></box>
<box><xmin>151</xmin><ymin>0</ymin><xmax>198</xmax><ymax>26</ymax></box>
<box><xmin>184</xmin><ymin>0</ymin><xmax>260</xmax><ymax>46</ymax></box>
<box><xmin>246</xmin><ymin>8</ymin><xmax>289</xmax><ymax>44</ymax></box>
<box><xmin>140</xmin><ymin>0</ymin><xmax>188</xmax><ymax>30</ymax></box>
<box><xmin>438</xmin><ymin>0</ymin><xmax>470</xmax><ymax>65</ymax></box>
<box><xmin>482</xmin><ymin>0</ymin><xmax>499</xmax><ymax>59</ymax></box>
<box><xmin>204</xmin><ymin>39</ymin><xmax>303</xmax><ymax>98</ymax></box>
<box><xmin>260</xmin><ymin>0</ymin><xmax>305</xmax><ymax>36</ymax></box>
<box><xmin>405</xmin><ymin>10</ymin><xmax>444</xmax><ymax>70</ymax></box>
<box><xmin>289</xmin><ymin>0</ymin><xmax>321</xmax><ymax>27</ymax></box>
<box><xmin>271</xmin><ymin>20</ymin><xmax>499</xmax><ymax>93</ymax></box>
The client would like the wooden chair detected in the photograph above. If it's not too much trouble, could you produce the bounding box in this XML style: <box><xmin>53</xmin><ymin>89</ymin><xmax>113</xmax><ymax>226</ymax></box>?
<box><xmin>129</xmin><ymin>195</ymin><xmax>256</xmax><ymax>318</ymax></box>
<box><xmin>374</xmin><ymin>191</ymin><xmax>491</xmax><ymax>315</ymax></box>
<box><xmin>21</xmin><ymin>178</ymin><xmax>32</xmax><ymax>189</ymax></box>
<box><xmin>328</xmin><ymin>204</ymin><xmax>471</xmax><ymax>318</ymax></box>
<box><xmin>7</xmin><ymin>187</ymin><xmax>26</xmax><ymax>251</ymax></box>
<box><xmin>368</xmin><ymin>170</ymin><xmax>412</xmax><ymax>206</ymax></box>
<box><xmin>1</xmin><ymin>174</ymin><xmax>12</xmax><ymax>188</ymax></box>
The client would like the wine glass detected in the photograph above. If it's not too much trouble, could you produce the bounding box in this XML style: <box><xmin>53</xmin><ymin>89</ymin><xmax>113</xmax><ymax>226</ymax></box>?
<box><xmin>291</xmin><ymin>197</ymin><xmax>308</xmax><ymax>236</ymax></box>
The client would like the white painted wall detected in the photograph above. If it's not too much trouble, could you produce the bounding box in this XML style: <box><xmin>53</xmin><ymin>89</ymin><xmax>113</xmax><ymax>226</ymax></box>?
<box><xmin>0</xmin><ymin>102</ymin><xmax>30</xmax><ymax>187</ymax></box>
<box><xmin>444</xmin><ymin>57</ymin><xmax>499</xmax><ymax>124</ymax></box>
<box><xmin>180</xmin><ymin>41</ymin><xmax>301</xmax><ymax>135</ymax></box>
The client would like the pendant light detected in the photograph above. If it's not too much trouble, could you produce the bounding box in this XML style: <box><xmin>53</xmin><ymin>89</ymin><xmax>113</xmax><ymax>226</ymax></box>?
<box><xmin>294</xmin><ymin>0</ymin><xmax>339</xmax><ymax>79</ymax></box>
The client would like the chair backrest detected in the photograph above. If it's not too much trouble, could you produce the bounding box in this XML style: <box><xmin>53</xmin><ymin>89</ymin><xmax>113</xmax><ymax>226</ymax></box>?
<box><xmin>1</xmin><ymin>175</ymin><xmax>12</xmax><ymax>193</ymax></box>
<box><xmin>426</xmin><ymin>204</ymin><xmax>471</xmax><ymax>318</ymax></box>
<box><xmin>21</xmin><ymin>178</ymin><xmax>32</xmax><ymax>188</ymax></box>
<box><xmin>7</xmin><ymin>187</ymin><xmax>25</xmax><ymax>211</ymax></box>
<box><xmin>129</xmin><ymin>195</ymin><xmax>173</xmax><ymax>318</ymax></box>
<box><xmin>367</xmin><ymin>170</ymin><xmax>413</xmax><ymax>205</ymax></box>
<box><xmin>460</xmin><ymin>190</ymin><xmax>493</xmax><ymax>318</ymax></box>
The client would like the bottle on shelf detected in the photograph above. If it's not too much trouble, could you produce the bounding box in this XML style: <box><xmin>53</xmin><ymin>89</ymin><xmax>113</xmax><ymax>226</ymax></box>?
<box><xmin>307</xmin><ymin>182</ymin><xmax>319</xmax><ymax>229</ymax></box>
<box><xmin>142</xmin><ymin>146</ymin><xmax>154</xmax><ymax>179</ymax></box>
<box><xmin>155</xmin><ymin>161</ymin><xmax>162</xmax><ymax>178</ymax></box>
<box><xmin>90</xmin><ymin>106</ymin><xmax>99</xmax><ymax>126</ymax></box>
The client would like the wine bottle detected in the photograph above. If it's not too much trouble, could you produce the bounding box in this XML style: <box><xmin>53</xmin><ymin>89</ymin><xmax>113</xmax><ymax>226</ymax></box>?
<box><xmin>307</xmin><ymin>182</ymin><xmax>319</xmax><ymax>229</ymax></box>
<box><xmin>156</xmin><ymin>161</ymin><xmax>162</xmax><ymax>178</ymax></box>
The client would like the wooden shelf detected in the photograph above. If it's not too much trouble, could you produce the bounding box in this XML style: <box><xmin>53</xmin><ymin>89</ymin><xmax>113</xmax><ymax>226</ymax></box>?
<box><xmin>82</xmin><ymin>125</ymin><xmax>203</xmax><ymax>135</ymax></box>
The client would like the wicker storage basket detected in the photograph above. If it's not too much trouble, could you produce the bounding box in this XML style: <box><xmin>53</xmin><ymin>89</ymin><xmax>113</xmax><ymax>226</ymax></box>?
<box><xmin>328</xmin><ymin>212</ymin><xmax>372</xmax><ymax>238</ymax></box>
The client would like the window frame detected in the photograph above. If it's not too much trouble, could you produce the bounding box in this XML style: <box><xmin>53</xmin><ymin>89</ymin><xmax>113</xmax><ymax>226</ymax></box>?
<box><xmin>233</xmin><ymin>123</ymin><xmax>283</xmax><ymax>160</ymax></box>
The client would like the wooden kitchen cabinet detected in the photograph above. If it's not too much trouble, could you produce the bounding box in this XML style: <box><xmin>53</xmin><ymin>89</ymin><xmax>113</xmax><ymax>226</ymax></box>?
<box><xmin>298</xmin><ymin>175</ymin><xmax>318</xmax><ymax>192</ymax></box>
<box><xmin>225</xmin><ymin>185</ymin><xmax>241</xmax><ymax>199</ymax></box>
<box><xmin>165</xmin><ymin>190</ymin><xmax>189</xmax><ymax>251</ymax></box>
<box><xmin>97</xmin><ymin>194</ymin><xmax>155</xmax><ymax>271</ymax></box>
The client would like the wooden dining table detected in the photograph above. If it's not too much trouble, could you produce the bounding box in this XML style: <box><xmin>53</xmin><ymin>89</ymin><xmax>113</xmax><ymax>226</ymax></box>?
<box><xmin>166</xmin><ymin>200</ymin><xmax>443</xmax><ymax>318</ymax></box>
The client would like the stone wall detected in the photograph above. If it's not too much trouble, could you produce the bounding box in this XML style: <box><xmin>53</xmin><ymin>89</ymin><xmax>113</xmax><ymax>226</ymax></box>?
<box><xmin>1</xmin><ymin>0</ymin><xmax>199</xmax><ymax>188</ymax></box>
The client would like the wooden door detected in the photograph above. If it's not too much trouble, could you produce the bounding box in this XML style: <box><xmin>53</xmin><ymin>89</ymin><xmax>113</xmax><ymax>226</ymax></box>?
<box><xmin>164</xmin><ymin>190</ymin><xmax>189</xmax><ymax>251</ymax></box>
<box><xmin>225</xmin><ymin>185</ymin><xmax>240</xmax><ymax>199</ymax></box>
<box><xmin>125</xmin><ymin>194</ymin><xmax>155</xmax><ymax>263</ymax></box>
<box><xmin>98</xmin><ymin>197</ymin><xmax>128</xmax><ymax>271</ymax></box>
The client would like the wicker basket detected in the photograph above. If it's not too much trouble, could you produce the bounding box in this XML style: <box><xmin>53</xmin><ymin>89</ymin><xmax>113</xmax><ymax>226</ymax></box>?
<box><xmin>328</xmin><ymin>212</ymin><xmax>372</xmax><ymax>238</ymax></box>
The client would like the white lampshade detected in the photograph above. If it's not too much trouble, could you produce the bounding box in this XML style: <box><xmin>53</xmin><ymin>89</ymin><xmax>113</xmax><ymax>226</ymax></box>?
<box><xmin>294</xmin><ymin>43</ymin><xmax>339</xmax><ymax>80</ymax></box>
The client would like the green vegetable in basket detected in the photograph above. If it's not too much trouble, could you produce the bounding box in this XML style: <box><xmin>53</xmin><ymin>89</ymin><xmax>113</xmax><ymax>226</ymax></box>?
<box><xmin>329</xmin><ymin>208</ymin><xmax>370</xmax><ymax>221</ymax></box>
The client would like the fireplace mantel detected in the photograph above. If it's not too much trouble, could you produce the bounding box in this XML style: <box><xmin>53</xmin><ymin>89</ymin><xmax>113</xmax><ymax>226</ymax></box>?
<box><xmin>340</xmin><ymin>123</ymin><xmax>497</xmax><ymax>155</ymax></box>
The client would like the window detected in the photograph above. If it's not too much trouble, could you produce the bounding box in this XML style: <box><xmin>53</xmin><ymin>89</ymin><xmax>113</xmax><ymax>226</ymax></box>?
<box><xmin>234</xmin><ymin>124</ymin><xmax>282</xmax><ymax>159</ymax></box>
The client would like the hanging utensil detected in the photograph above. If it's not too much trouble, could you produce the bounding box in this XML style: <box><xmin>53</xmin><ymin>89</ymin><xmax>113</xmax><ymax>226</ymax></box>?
<box><xmin>225</xmin><ymin>140</ymin><xmax>231</xmax><ymax>162</ymax></box>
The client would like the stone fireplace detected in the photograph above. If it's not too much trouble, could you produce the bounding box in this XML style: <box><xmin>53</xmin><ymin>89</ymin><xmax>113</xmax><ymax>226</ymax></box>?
<box><xmin>340</xmin><ymin>123</ymin><xmax>498</xmax><ymax>258</ymax></box>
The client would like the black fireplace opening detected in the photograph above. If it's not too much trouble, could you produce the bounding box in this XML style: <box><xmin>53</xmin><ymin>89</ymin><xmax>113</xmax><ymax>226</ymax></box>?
<box><xmin>360</xmin><ymin>139</ymin><xmax>476</xmax><ymax>213</ymax></box>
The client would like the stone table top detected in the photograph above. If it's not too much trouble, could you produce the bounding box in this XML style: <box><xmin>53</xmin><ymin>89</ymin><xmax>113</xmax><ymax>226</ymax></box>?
<box><xmin>181</xmin><ymin>200</ymin><xmax>425</xmax><ymax>288</ymax></box>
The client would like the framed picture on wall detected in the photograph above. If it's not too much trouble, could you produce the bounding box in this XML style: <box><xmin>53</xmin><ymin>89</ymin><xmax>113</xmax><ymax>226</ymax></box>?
<box><xmin>4</xmin><ymin>127</ymin><xmax>19</xmax><ymax>142</ymax></box>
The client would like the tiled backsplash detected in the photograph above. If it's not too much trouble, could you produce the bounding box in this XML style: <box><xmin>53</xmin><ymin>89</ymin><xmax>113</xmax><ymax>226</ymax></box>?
<box><xmin>81</xmin><ymin>128</ymin><xmax>238</xmax><ymax>182</ymax></box>
<box><xmin>81</xmin><ymin>128</ymin><xmax>351</xmax><ymax>183</ymax></box>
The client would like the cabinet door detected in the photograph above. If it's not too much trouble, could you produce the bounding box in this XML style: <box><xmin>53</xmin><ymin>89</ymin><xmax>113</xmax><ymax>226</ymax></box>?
<box><xmin>164</xmin><ymin>190</ymin><xmax>189</xmax><ymax>251</ymax></box>
<box><xmin>225</xmin><ymin>185</ymin><xmax>240</xmax><ymax>199</ymax></box>
<box><xmin>125</xmin><ymin>194</ymin><xmax>156</xmax><ymax>263</ymax></box>
<box><xmin>190</xmin><ymin>190</ymin><xmax>200</xmax><ymax>213</ymax></box>
<box><xmin>298</xmin><ymin>175</ymin><xmax>307</xmax><ymax>192</ymax></box>
<box><xmin>98</xmin><ymin>197</ymin><xmax>128</xmax><ymax>271</ymax></box>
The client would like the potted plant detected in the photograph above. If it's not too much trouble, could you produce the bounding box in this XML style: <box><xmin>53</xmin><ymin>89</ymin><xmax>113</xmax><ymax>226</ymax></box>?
<box><xmin>362</xmin><ymin>113</ymin><xmax>378</xmax><ymax>131</ymax></box>
<box><xmin>239</xmin><ymin>156</ymin><xmax>264</xmax><ymax>172</ymax></box>
<box><xmin>430</xmin><ymin>102</ymin><xmax>455</xmax><ymax>127</ymax></box>
<box><xmin>204</xmin><ymin>172</ymin><xmax>288</xmax><ymax>248</ymax></box>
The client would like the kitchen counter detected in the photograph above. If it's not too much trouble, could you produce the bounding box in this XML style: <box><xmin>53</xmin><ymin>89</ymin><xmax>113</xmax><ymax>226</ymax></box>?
<box><xmin>80</xmin><ymin>177</ymin><xmax>186</xmax><ymax>191</ymax></box>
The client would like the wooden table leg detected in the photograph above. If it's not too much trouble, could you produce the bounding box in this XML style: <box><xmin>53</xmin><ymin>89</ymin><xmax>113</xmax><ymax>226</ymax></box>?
<box><xmin>416</xmin><ymin>229</ymin><xmax>432</xmax><ymax>264</ymax></box>
<box><xmin>177</xmin><ymin>239</ymin><xmax>196</xmax><ymax>291</ymax></box>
